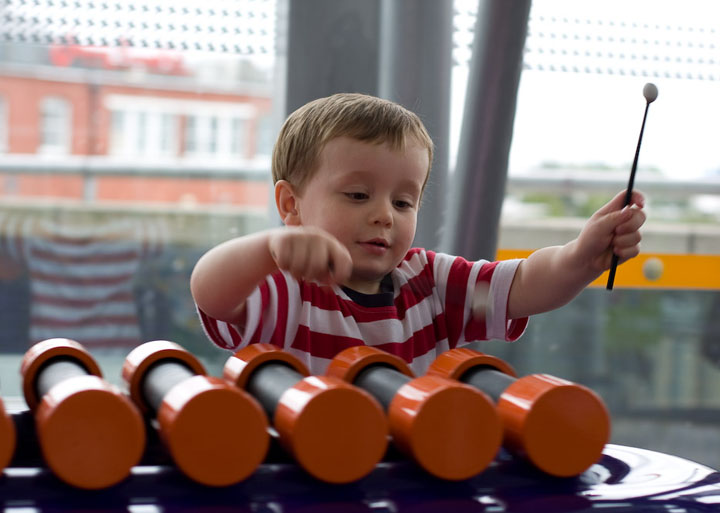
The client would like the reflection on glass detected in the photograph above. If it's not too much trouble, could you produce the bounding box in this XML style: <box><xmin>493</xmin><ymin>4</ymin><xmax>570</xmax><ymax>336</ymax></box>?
<box><xmin>0</xmin><ymin>2</ymin><xmax>277</xmax><ymax>402</ymax></box>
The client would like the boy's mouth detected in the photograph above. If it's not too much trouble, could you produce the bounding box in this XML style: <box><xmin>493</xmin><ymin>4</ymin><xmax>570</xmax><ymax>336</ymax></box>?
<box><xmin>359</xmin><ymin>238</ymin><xmax>390</xmax><ymax>254</ymax></box>
<box><xmin>363</xmin><ymin>238</ymin><xmax>389</xmax><ymax>248</ymax></box>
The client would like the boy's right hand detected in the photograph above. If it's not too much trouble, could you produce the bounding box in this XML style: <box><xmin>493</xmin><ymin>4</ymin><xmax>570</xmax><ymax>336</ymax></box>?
<box><xmin>268</xmin><ymin>226</ymin><xmax>353</xmax><ymax>286</ymax></box>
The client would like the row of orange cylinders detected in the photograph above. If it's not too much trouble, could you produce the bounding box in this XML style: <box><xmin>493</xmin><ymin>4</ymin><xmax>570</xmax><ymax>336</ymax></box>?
<box><xmin>0</xmin><ymin>338</ymin><xmax>610</xmax><ymax>490</ymax></box>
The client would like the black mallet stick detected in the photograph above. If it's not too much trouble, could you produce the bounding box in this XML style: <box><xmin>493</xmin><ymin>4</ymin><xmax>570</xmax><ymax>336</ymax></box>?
<box><xmin>606</xmin><ymin>82</ymin><xmax>658</xmax><ymax>290</ymax></box>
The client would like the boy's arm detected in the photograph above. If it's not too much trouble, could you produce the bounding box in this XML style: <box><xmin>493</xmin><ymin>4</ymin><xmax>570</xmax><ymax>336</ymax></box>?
<box><xmin>190</xmin><ymin>230</ymin><xmax>279</xmax><ymax>324</ymax></box>
<box><xmin>505</xmin><ymin>190</ymin><xmax>646</xmax><ymax>319</ymax></box>
<box><xmin>190</xmin><ymin>226</ymin><xmax>352</xmax><ymax>324</ymax></box>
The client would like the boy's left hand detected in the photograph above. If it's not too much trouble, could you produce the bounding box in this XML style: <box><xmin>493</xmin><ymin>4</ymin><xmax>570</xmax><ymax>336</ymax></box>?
<box><xmin>575</xmin><ymin>190</ymin><xmax>646</xmax><ymax>273</ymax></box>
<box><xmin>506</xmin><ymin>189</ymin><xmax>646</xmax><ymax>319</ymax></box>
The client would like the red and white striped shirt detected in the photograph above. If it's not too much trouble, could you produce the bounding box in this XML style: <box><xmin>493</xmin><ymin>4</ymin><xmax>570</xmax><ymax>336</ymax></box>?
<box><xmin>0</xmin><ymin>213</ymin><xmax>165</xmax><ymax>348</ymax></box>
<box><xmin>199</xmin><ymin>248</ymin><xmax>527</xmax><ymax>375</ymax></box>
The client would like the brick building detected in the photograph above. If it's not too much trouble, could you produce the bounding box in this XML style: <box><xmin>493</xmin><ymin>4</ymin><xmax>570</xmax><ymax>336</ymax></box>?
<box><xmin>0</xmin><ymin>44</ymin><xmax>273</xmax><ymax>208</ymax></box>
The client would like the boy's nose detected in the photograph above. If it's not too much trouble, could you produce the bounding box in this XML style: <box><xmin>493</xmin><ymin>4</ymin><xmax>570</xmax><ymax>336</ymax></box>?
<box><xmin>370</xmin><ymin>202</ymin><xmax>393</xmax><ymax>227</ymax></box>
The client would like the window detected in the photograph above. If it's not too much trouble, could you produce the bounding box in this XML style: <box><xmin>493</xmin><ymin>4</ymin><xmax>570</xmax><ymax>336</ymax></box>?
<box><xmin>0</xmin><ymin>0</ymin><xmax>718</xmax><ymax>481</ymax></box>
<box><xmin>159</xmin><ymin>113</ymin><xmax>178</xmax><ymax>157</ymax></box>
<box><xmin>136</xmin><ymin>111</ymin><xmax>147</xmax><ymax>156</ymax></box>
<box><xmin>39</xmin><ymin>97</ymin><xmax>71</xmax><ymax>154</ymax></box>
<box><xmin>0</xmin><ymin>3</ymin><xmax>277</xmax><ymax>387</ymax></box>
<box><xmin>451</xmin><ymin>0</ymin><xmax>720</xmax><ymax>472</ymax></box>
<box><xmin>184</xmin><ymin>115</ymin><xmax>197</xmax><ymax>155</ymax></box>
<box><xmin>0</xmin><ymin>96</ymin><xmax>7</xmax><ymax>152</ymax></box>
<box><xmin>183</xmin><ymin>112</ymin><xmax>254</xmax><ymax>160</ymax></box>
<box><xmin>231</xmin><ymin>118</ymin><xmax>248</xmax><ymax>157</ymax></box>
<box><xmin>108</xmin><ymin>97</ymin><xmax>255</xmax><ymax>159</ymax></box>
<box><xmin>255</xmin><ymin>114</ymin><xmax>274</xmax><ymax>158</ymax></box>
<box><xmin>208</xmin><ymin>116</ymin><xmax>219</xmax><ymax>155</ymax></box>
<box><xmin>109</xmin><ymin>110</ymin><xmax>127</xmax><ymax>156</ymax></box>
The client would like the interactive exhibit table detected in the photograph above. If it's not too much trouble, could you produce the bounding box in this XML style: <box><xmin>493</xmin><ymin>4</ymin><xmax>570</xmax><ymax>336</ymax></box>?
<box><xmin>1</xmin><ymin>339</ymin><xmax>719</xmax><ymax>512</ymax></box>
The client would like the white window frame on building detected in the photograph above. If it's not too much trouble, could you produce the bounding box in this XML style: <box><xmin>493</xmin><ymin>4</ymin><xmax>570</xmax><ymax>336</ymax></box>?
<box><xmin>105</xmin><ymin>95</ymin><xmax>255</xmax><ymax>161</ymax></box>
<box><xmin>159</xmin><ymin>113</ymin><xmax>178</xmax><ymax>156</ymax></box>
<box><xmin>230</xmin><ymin>117</ymin><xmax>250</xmax><ymax>157</ymax></box>
<box><xmin>110</xmin><ymin>108</ymin><xmax>180</xmax><ymax>159</ymax></box>
<box><xmin>39</xmin><ymin>96</ymin><xmax>72</xmax><ymax>154</ymax></box>
<box><xmin>0</xmin><ymin>96</ymin><xmax>7</xmax><ymax>153</ymax></box>
<box><xmin>109</xmin><ymin>110</ymin><xmax>127</xmax><ymax>156</ymax></box>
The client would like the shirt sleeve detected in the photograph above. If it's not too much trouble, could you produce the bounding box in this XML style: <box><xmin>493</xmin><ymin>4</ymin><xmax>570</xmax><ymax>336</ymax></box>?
<box><xmin>432</xmin><ymin>251</ymin><xmax>527</xmax><ymax>345</ymax></box>
<box><xmin>197</xmin><ymin>271</ymin><xmax>300</xmax><ymax>351</ymax></box>
<box><xmin>476</xmin><ymin>258</ymin><xmax>528</xmax><ymax>341</ymax></box>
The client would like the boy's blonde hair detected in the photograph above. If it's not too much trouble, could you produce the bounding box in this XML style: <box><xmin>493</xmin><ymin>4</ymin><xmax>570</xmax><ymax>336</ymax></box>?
<box><xmin>272</xmin><ymin>93</ymin><xmax>434</xmax><ymax>192</ymax></box>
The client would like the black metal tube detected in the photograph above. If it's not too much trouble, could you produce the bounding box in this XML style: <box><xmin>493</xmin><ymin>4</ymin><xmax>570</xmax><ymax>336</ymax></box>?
<box><xmin>460</xmin><ymin>366</ymin><xmax>516</xmax><ymax>403</ymax></box>
<box><xmin>36</xmin><ymin>358</ymin><xmax>89</xmax><ymax>399</ymax></box>
<box><xmin>379</xmin><ymin>0</ymin><xmax>453</xmax><ymax>251</ymax></box>
<box><xmin>142</xmin><ymin>360</ymin><xmax>196</xmax><ymax>413</ymax></box>
<box><xmin>246</xmin><ymin>363</ymin><xmax>304</xmax><ymax>421</ymax></box>
<box><xmin>353</xmin><ymin>365</ymin><xmax>412</xmax><ymax>411</ymax></box>
<box><xmin>443</xmin><ymin>0</ymin><xmax>531</xmax><ymax>260</ymax></box>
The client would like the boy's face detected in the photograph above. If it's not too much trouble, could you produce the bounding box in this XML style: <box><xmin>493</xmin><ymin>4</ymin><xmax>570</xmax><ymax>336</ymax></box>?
<box><xmin>291</xmin><ymin>136</ymin><xmax>429</xmax><ymax>294</ymax></box>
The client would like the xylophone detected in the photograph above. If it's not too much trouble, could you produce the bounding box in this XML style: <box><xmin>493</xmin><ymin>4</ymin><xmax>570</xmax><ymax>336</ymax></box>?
<box><xmin>2</xmin><ymin>339</ymin><xmax>720</xmax><ymax>512</ymax></box>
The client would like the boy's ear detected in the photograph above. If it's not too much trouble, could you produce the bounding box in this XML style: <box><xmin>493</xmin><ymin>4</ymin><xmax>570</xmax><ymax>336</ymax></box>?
<box><xmin>275</xmin><ymin>180</ymin><xmax>301</xmax><ymax>225</ymax></box>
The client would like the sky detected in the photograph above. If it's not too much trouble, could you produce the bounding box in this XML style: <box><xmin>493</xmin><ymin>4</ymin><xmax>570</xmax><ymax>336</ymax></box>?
<box><xmin>450</xmin><ymin>0</ymin><xmax>720</xmax><ymax>180</ymax></box>
<box><xmin>508</xmin><ymin>72</ymin><xmax>719</xmax><ymax>179</ymax></box>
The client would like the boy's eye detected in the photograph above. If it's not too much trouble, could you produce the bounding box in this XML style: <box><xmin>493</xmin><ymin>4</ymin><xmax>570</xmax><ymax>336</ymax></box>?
<box><xmin>345</xmin><ymin>192</ymin><xmax>368</xmax><ymax>200</ymax></box>
<box><xmin>394</xmin><ymin>200</ymin><xmax>414</xmax><ymax>209</ymax></box>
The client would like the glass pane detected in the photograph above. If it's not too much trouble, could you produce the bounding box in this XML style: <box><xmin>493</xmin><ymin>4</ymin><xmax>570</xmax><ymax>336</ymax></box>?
<box><xmin>0</xmin><ymin>1</ymin><xmax>278</xmax><ymax>404</ymax></box>
<box><xmin>454</xmin><ymin>0</ymin><xmax>720</xmax><ymax>469</ymax></box>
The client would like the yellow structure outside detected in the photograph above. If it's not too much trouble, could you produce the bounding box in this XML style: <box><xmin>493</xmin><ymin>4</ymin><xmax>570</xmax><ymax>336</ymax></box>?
<box><xmin>496</xmin><ymin>250</ymin><xmax>720</xmax><ymax>290</ymax></box>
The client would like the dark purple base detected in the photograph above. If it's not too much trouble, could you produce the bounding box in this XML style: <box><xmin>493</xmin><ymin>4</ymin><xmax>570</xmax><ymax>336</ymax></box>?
<box><xmin>1</xmin><ymin>444</ymin><xmax>719</xmax><ymax>512</ymax></box>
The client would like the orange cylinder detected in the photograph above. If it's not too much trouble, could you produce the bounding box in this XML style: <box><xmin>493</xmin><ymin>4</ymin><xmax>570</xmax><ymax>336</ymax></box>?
<box><xmin>0</xmin><ymin>397</ymin><xmax>16</xmax><ymax>473</ymax></box>
<box><xmin>327</xmin><ymin>346</ymin><xmax>502</xmax><ymax>480</ymax></box>
<box><xmin>225</xmin><ymin>344</ymin><xmax>388</xmax><ymax>484</ymax></box>
<box><xmin>122</xmin><ymin>340</ymin><xmax>269</xmax><ymax>487</ymax></box>
<box><xmin>20</xmin><ymin>338</ymin><xmax>145</xmax><ymax>489</ymax></box>
<box><xmin>428</xmin><ymin>347</ymin><xmax>610</xmax><ymax>477</ymax></box>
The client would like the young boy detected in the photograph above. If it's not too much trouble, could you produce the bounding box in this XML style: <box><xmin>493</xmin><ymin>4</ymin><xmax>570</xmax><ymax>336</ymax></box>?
<box><xmin>191</xmin><ymin>93</ymin><xmax>645</xmax><ymax>374</ymax></box>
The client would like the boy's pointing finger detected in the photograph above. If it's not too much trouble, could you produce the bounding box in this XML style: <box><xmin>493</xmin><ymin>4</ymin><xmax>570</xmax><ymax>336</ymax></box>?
<box><xmin>329</xmin><ymin>242</ymin><xmax>353</xmax><ymax>284</ymax></box>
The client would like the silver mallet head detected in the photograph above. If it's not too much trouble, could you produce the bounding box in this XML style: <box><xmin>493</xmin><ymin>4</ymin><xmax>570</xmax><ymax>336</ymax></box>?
<box><xmin>643</xmin><ymin>83</ymin><xmax>658</xmax><ymax>103</ymax></box>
